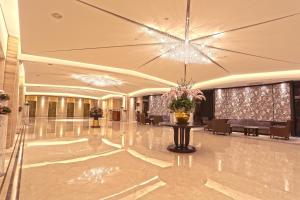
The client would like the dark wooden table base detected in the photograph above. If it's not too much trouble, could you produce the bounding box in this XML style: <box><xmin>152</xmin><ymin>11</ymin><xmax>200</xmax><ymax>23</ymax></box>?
<box><xmin>244</xmin><ymin>126</ymin><xmax>259</xmax><ymax>136</ymax></box>
<box><xmin>167</xmin><ymin>144</ymin><xmax>196</xmax><ymax>153</ymax></box>
<box><xmin>160</xmin><ymin>123</ymin><xmax>202</xmax><ymax>153</ymax></box>
<box><xmin>169</xmin><ymin>126</ymin><xmax>196</xmax><ymax>153</ymax></box>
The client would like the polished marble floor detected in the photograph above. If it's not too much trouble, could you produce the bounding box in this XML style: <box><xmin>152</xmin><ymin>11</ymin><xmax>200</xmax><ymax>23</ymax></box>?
<box><xmin>20</xmin><ymin>118</ymin><xmax>300</xmax><ymax>200</ymax></box>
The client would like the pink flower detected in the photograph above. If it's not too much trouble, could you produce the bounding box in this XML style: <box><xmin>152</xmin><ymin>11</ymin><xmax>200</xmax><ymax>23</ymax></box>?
<box><xmin>162</xmin><ymin>85</ymin><xmax>206</xmax><ymax>102</ymax></box>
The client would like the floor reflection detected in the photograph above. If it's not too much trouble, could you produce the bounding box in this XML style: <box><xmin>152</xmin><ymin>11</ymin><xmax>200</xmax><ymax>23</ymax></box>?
<box><xmin>20</xmin><ymin>118</ymin><xmax>300</xmax><ymax>200</ymax></box>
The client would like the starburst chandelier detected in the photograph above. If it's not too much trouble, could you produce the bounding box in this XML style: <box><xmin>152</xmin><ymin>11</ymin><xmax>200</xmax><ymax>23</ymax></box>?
<box><xmin>160</xmin><ymin>41</ymin><xmax>214</xmax><ymax>64</ymax></box>
<box><xmin>142</xmin><ymin>29</ymin><xmax>218</xmax><ymax>65</ymax></box>
<box><xmin>142</xmin><ymin>0</ymin><xmax>220</xmax><ymax>65</ymax></box>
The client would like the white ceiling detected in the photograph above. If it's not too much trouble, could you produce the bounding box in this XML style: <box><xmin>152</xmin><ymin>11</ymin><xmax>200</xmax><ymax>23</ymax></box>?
<box><xmin>0</xmin><ymin>0</ymin><xmax>19</xmax><ymax>36</ymax></box>
<box><xmin>18</xmin><ymin>0</ymin><xmax>300</xmax><ymax>97</ymax></box>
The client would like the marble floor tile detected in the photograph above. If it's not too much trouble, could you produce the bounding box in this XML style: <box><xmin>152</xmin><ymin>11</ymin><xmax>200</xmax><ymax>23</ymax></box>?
<box><xmin>20</xmin><ymin>118</ymin><xmax>300</xmax><ymax>200</ymax></box>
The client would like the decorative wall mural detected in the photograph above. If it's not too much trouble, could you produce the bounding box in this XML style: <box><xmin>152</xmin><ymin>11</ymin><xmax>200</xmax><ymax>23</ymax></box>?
<box><xmin>273</xmin><ymin>83</ymin><xmax>291</xmax><ymax>122</ymax></box>
<box><xmin>215</xmin><ymin>83</ymin><xmax>291</xmax><ymax>122</ymax></box>
<box><xmin>149</xmin><ymin>95</ymin><xmax>170</xmax><ymax>116</ymax></box>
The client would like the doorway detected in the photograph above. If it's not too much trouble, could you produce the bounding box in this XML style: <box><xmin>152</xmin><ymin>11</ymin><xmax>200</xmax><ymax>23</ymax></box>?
<box><xmin>83</xmin><ymin>103</ymin><xmax>90</xmax><ymax>118</ymax></box>
<box><xmin>28</xmin><ymin>101</ymin><xmax>36</xmax><ymax>118</ymax></box>
<box><xmin>48</xmin><ymin>102</ymin><xmax>57</xmax><ymax>117</ymax></box>
<box><xmin>67</xmin><ymin>103</ymin><xmax>75</xmax><ymax>117</ymax></box>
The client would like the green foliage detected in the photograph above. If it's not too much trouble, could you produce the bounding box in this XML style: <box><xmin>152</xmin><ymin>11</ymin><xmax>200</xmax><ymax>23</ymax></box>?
<box><xmin>169</xmin><ymin>97</ymin><xmax>194</xmax><ymax>112</ymax></box>
<box><xmin>90</xmin><ymin>107</ymin><xmax>103</xmax><ymax>118</ymax></box>
<box><xmin>0</xmin><ymin>106</ymin><xmax>11</xmax><ymax>114</ymax></box>
<box><xmin>0</xmin><ymin>94</ymin><xmax>10</xmax><ymax>101</ymax></box>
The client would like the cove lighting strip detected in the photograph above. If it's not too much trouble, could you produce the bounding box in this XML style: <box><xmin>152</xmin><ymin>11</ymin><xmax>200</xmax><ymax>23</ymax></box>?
<box><xmin>20</xmin><ymin>54</ymin><xmax>177</xmax><ymax>87</ymax></box>
<box><xmin>128</xmin><ymin>88</ymin><xmax>170</xmax><ymax>97</ymax></box>
<box><xmin>101</xmin><ymin>94</ymin><xmax>124</xmax><ymax>100</ymax></box>
<box><xmin>193</xmin><ymin>69</ymin><xmax>300</xmax><ymax>89</ymax></box>
<box><xmin>25</xmin><ymin>83</ymin><xmax>126</xmax><ymax>95</ymax></box>
<box><xmin>25</xmin><ymin>92</ymin><xmax>101</xmax><ymax>100</ymax></box>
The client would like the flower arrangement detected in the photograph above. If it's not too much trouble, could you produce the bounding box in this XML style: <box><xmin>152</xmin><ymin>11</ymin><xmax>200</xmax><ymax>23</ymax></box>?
<box><xmin>162</xmin><ymin>82</ymin><xmax>205</xmax><ymax>124</ymax></box>
<box><xmin>90</xmin><ymin>107</ymin><xmax>103</xmax><ymax>128</ymax></box>
<box><xmin>90</xmin><ymin>107</ymin><xmax>103</xmax><ymax>120</ymax></box>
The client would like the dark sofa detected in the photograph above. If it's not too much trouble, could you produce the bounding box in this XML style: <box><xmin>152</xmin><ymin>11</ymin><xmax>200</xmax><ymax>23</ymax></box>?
<box><xmin>227</xmin><ymin>119</ymin><xmax>272</xmax><ymax>135</ymax></box>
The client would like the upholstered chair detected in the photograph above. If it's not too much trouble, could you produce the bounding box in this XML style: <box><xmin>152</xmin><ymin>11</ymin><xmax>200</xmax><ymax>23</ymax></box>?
<box><xmin>204</xmin><ymin>120</ymin><xmax>213</xmax><ymax>131</ymax></box>
<box><xmin>270</xmin><ymin>120</ymin><xmax>292</xmax><ymax>140</ymax></box>
<box><xmin>212</xmin><ymin>119</ymin><xmax>231</xmax><ymax>135</ymax></box>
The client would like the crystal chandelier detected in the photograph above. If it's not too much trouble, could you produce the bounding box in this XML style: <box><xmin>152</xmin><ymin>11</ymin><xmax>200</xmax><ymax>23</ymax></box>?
<box><xmin>142</xmin><ymin>0</ymin><xmax>222</xmax><ymax>65</ymax></box>
<box><xmin>143</xmin><ymin>28</ymin><xmax>220</xmax><ymax>65</ymax></box>
<box><xmin>161</xmin><ymin>42</ymin><xmax>213</xmax><ymax>64</ymax></box>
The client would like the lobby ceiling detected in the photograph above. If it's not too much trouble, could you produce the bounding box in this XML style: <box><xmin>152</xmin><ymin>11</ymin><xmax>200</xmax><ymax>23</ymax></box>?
<box><xmin>19</xmin><ymin>0</ymin><xmax>300</xmax><ymax>97</ymax></box>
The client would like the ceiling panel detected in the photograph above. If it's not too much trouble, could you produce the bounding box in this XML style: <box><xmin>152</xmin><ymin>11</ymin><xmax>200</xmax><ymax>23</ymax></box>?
<box><xmin>23</xmin><ymin>61</ymin><xmax>168</xmax><ymax>95</ymax></box>
<box><xmin>19</xmin><ymin>0</ymin><xmax>300</xmax><ymax>94</ymax></box>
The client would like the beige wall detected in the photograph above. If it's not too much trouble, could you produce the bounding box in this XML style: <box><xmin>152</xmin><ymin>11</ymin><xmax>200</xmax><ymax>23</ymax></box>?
<box><xmin>26</xmin><ymin>95</ymin><xmax>96</xmax><ymax>118</ymax></box>
<box><xmin>74</xmin><ymin>98</ymin><xmax>83</xmax><ymax>117</ymax></box>
<box><xmin>101</xmin><ymin>98</ymin><xmax>124</xmax><ymax>120</ymax></box>
<box><xmin>35</xmin><ymin>96</ymin><xmax>49</xmax><ymax>117</ymax></box>
<box><xmin>136</xmin><ymin>97</ymin><xmax>143</xmax><ymax>112</ymax></box>
<box><xmin>25</xmin><ymin>95</ymin><xmax>127</xmax><ymax>120</ymax></box>
<box><xmin>56</xmin><ymin>97</ymin><xmax>67</xmax><ymax>118</ymax></box>
<box><xmin>113</xmin><ymin>99</ymin><xmax>122</xmax><ymax>110</ymax></box>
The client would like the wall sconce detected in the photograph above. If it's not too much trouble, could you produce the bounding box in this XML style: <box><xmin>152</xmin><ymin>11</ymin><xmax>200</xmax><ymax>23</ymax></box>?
<box><xmin>280</xmin><ymin>83</ymin><xmax>287</xmax><ymax>93</ymax></box>
<box><xmin>41</xmin><ymin>96</ymin><xmax>45</xmax><ymax>108</ymax></box>
<box><xmin>78</xmin><ymin>99</ymin><xmax>82</xmax><ymax>109</ymax></box>
<box><xmin>61</xmin><ymin>97</ymin><xmax>65</xmax><ymax>109</ymax></box>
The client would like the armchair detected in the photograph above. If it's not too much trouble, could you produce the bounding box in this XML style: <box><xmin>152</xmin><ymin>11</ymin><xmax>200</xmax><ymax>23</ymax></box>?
<box><xmin>212</xmin><ymin>119</ymin><xmax>231</xmax><ymax>135</ymax></box>
<box><xmin>140</xmin><ymin>113</ymin><xmax>151</xmax><ymax>125</ymax></box>
<box><xmin>204</xmin><ymin>120</ymin><xmax>213</xmax><ymax>131</ymax></box>
<box><xmin>152</xmin><ymin>115</ymin><xmax>163</xmax><ymax>126</ymax></box>
<box><xmin>270</xmin><ymin>120</ymin><xmax>292</xmax><ymax>140</ymax></box>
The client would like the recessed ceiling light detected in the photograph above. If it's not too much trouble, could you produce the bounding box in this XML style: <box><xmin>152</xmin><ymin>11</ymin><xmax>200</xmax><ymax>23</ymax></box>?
<box><xmin>51</xmin><ymin>12</ymin><xmax>63</xmax><ymax>19</ymax></box>
<box><xmin>71</xmin><ymin>74</ymin><xmax>123</xmax><ymax>87</ymax></box>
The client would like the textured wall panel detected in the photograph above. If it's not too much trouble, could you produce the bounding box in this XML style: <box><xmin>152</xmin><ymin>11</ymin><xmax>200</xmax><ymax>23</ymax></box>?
<box><xmin>215</xmin><ymin>83</ymin><xmax>291</xmax><ymax>122</ymax></box>
<box><xmin>149</xmin><ymin>95</ymin><xmax>169</xmax><ymax>116</ymax></box>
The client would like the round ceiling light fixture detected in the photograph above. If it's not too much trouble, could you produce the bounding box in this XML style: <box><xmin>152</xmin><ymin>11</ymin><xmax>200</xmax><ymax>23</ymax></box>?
<box><xmin>71</xmin><ymin>74</ymin><xmax>123</xmax><ymax>87</ymax></box>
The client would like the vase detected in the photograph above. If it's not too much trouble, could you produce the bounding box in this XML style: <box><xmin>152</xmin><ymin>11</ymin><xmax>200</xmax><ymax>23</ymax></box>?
<box><xmin>91</xmin><ymin>116</ymin><xmax>100</xmax><ymax>128</ymax></box>
<box><xmin>175</xmin><ymin>111</ymin><xmax>190</xmax><ymax>124</ymax></box>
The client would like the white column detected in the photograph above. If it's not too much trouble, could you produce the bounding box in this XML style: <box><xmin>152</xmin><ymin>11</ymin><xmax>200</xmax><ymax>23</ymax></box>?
<box><xmin>128</xmin><ymin>97</ymin><xmax>135</xmax><ymax>122</ymax></box>
<box><xmin>121</xmin><ymin>96</ymin><xmax>127</xmax><ymax>121</ymax></box>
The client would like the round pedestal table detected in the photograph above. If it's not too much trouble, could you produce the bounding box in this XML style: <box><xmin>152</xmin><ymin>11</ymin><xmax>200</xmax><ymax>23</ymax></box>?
<box><xmin>160</xmin><ymin>123</ymin><xmax>203</xmax><ymax>153</ymax></box>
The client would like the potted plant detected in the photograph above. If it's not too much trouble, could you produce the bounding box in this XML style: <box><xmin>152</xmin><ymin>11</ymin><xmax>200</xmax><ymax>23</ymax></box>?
<box><xmin>162</xmin><ymin>82</ymin><xmax>205</xmax><ymax>124</ymax></box>
<box><xmin>90</xmin><ymin>107</ymin><xmax>103</xmax><ymax>128</ymax></box>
